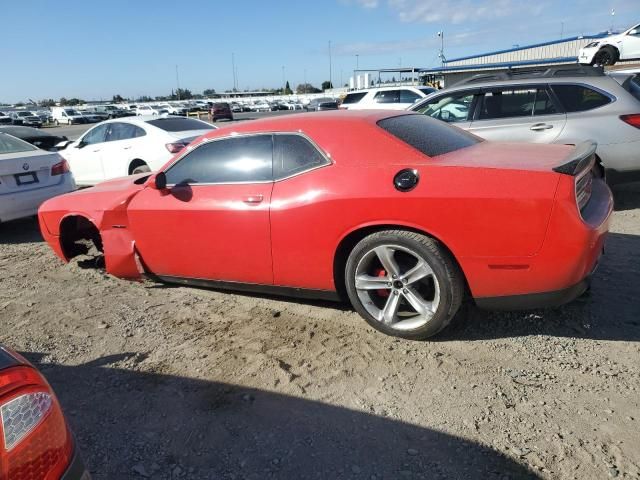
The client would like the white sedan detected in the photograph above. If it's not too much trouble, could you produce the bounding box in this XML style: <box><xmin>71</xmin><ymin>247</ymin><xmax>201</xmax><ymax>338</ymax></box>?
<box><xmin>579</xmin><ymin>23</ymin><xmax>640</xmax><ymax>66</ymax></box>
<box><xmin>59</xmin><ymin>116</ymin><xmax>215</xmax><ymax>186</ymax></box>
<box><xmin>0</xmin><ymin>133</ymin><xmax>75</xmax><ymax>223</ymax></box>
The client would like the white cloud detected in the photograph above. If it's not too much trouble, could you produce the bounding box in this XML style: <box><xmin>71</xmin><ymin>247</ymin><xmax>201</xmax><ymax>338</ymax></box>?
<box><xmin>374</xmin><ymin>0</ymin><xmax>546</xmax><ymax>24</ymax></box>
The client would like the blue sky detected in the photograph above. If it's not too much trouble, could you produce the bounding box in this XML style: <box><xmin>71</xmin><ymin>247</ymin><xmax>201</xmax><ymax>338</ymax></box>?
<box><xmin>1</xmin><ymin>0</ymin><xmax>638</xmax><ymax>103</ymax></box>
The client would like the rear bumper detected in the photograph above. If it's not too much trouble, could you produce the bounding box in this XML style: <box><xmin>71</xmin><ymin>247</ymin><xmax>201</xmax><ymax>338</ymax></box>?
<box><xmin>0</xmin><ymin>174</ymin><xmax>75</xmax><ymax>223</ymax></box>
<box><xmin>61</xmin><ymin>445</ymin><xmax>91</xmax><ymax>480</ymax></box>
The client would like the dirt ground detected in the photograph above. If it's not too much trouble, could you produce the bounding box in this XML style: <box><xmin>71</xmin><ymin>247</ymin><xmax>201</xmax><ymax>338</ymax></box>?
<box><xmin>1</xmin><ymin>186</ymin><xmax>639</xmax><ymax>480</ymax></box>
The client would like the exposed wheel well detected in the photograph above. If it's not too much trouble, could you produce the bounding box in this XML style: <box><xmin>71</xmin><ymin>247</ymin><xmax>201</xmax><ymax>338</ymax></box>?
<box><xmin>333</xmin><ymin>224</ymin><xmax>468</xmax><ymax>302</ymax></box>
<box><xmin>128</xmin><ymin>159</ymin><xmax>147</xmax><ymax>175</ymax></box>
<box><xmin>59</xmin><ymin>215</ymin><xmax>103</xmax><ymax>260</ymax></box>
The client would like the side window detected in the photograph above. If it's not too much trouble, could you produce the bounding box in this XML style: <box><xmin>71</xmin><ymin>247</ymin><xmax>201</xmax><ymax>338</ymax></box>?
<box><xmin>107</xmin><ymin>123</ymin><xmax>147</xmax><ymax>141</ymax></box>
<box><xmin>375</xmin><ymin>90</ymin><xmax>400</xmax><ymax>104</ymax></box>
<box><xmin>415</xmin><ymin>93</ymin><xmax>475</xmax><ymax>123</ymax></box>
<box><xmin>551</xmin><ymin>85</ymin><xmax>611</xmax><ymax>112</ymax></box>
<box><xmin>533</xmin><ymin>89</ymin><xmax>558</xmax><ymax>115</ymax></box>
<box><xmin>81</xmin><ymin>124</ymin><xmax>108</xmax><ymax>145</ymax></box>
<box><xmin>165</xmin><ymin>135</ymin><xmax>273</xmax><ymax>185</ymax></box>
<box><xmin>478</xmin><ymin>89</ymin><xmax>537</xmax><ymax>120</ymax></box>
<box><xmin>400</xmin><ymin>90</ymin><xmax>421</xmax><ymax>103</ymax></box>
<box><xmin>273</xmin><ymin>135</ymin><xmax>329</xmax><ymax>179</ymax></box>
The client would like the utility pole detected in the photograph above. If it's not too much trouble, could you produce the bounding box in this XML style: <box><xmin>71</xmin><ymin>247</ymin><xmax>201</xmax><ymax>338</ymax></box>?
<box><xmin>328</xmin><ymin>40</ymin><xmax>333</xmax><ymax>89</ymax></box>
<box><xmin>610</xmin><ymin>8</ymin><xmax>615</xmax><ymax>33</ymax></box>
<box><xmin>282</xmin><ymin>65</ymin><xmax>286</xmax><ymax>94</ymax></box>
<box><xmin>175</xmin><ymin>65</ymin><xmax>180</xmax><ymax>100</ymax></box>
<box><xmin>232</xmin><ymin>53</ymin><xmax>237</xmax><ymax>91</ymax></box>
<box><xmin>437</xmin><ymin>31</ymin><xmax>445</xmax><ymax>67</ymax></box>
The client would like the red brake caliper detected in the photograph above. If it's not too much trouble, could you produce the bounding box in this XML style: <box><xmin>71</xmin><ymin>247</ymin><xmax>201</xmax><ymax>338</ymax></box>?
<box><xmin>375</xmin><ymin>268</ymin><xmax>389</xmax><ymax>298</ymax></box>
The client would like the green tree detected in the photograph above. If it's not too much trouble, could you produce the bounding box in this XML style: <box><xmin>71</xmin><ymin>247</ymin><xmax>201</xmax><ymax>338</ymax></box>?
<box><xmin>137</xmin><ymin>95</ymin><xmax>153</xmax><ymax>102</ymax></box>
<box><xmin>321</xmin><ymin>80</ymin><xmax>333</xmax><ymax>90</ymax></box>
<box><xmin>112</xmin><ymin>94</ymin><xmax>125</xmax><ymax>103</ymax></box>
<box><xmin>39</xmin><ymin>99</ymin><xmax>56</xmax><ymax>107</ymax></box>
<box><xmin>203</xmin><ymin>88</ymin><xmax>216</xmax><ymax>96</ymax></box>
<box><xmin>296</xmin><ymin>83</ymin><xmax>321</xmax><ymax>94</ymax></box>
<box><xmin>172</xmin><ymin>88</ymin><xmax>193</xmax><ymax>100</ymax></box>
<box><xmin>284</xmin><ymin>81</ymin><xmax>293</xmax><ymax>95</ymax></box>
<box><xmin>59</xmin><ymin>97</ymin><xmax>68</xmax><ymax>106</ymax></box>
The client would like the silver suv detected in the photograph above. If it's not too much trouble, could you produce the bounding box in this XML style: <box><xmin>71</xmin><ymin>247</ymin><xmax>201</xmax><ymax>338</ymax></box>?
<box><xmin>410</xmin><ymin>66</ymin><xmax>640</xmax><ymax>185</ymax></box>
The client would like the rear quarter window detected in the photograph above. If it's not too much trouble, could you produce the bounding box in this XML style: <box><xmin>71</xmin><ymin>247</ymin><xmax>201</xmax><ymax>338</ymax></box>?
<box><xmin>627</xmin><ymin>75</ymin><xmax>640</xmax><ymax>102</ymax></box>
<box><xmin>551</xmin><ymin>85</ymin><xmax>611</xmax><ymax>112</ymax></box>
<box><xmin>377</xmin><ymin>114</ymin><xmax>481</xmax><ymax>157</ymax></box>
<box><xmin>342</xmin><ymin>92</ymin><xmax>367</xmax><ymax>105</ymax></box>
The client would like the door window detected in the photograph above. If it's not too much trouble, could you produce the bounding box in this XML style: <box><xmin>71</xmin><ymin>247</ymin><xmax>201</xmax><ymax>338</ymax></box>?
<box><xmin>107</xmin><ymin>123</ymin><xmax>146</xmax><ymax>141</ymax></box>
<box><xmin>533</xmin><ymin>89</ymin><xmax>558</xmax><ymax>115</ymax></box>
<box><xmin>478</xmin><ymin>89</ymin><xmax>538</xmax><ymax>119</ymax></box>
<box><xmin>81</xmin><ymin>124</ymin><xmax>108</xmax><ymax>145</ymax></box>
<box><xmin>399</xmin><ymin>90</ymin><xmax>422</xmax><ymax>103</ymax></box>
<box><xmin>551</xmin><ymin>85</ymin><xmax>611</xmax><ymax>112</ymax></box>
<box><xmin>165</xmin><ymin>135</ymin><xmax>273</xmax><ymax>185</ymax></box>
<box><xmin>273</xmin><ymin>135</ymin><xmax>329</xmax><ymax>179</ymax></box>
<box><xmin>414</xmin><ymin>92</ymin><xmax>475</xmax><ymax>123</ymax></box>
<box><xmin>374</xmin><ymin>90</ymin><xmax>401</xmax><ymax>104</ymax></box>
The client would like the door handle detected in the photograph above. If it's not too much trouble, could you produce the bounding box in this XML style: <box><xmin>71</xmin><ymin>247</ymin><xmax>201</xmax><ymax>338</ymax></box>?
<box><xmin>530</xmin><ymin>123</ymin><xmax>553</xmax><ymax>131</ymax></box>
<box><xmin>243</xmin><ymin>195</ymin><xmax>264</xmax><ymax>205</ymax></box>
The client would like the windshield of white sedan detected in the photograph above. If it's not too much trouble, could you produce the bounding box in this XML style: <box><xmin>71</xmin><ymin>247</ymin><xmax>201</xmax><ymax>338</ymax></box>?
<box><xmin>377</xmin><ymin>114</ymin><xmax>481</xmax><ymax>157</ymax></box>
<box><xmin>146</xmin><ymin>118</ymin><xmax>215</xmax><ymax>132</ymax></box>
<box><xmin>0</xmin><ymin>133</ymin><xmax>38</xmax><ymax>154</ymax></box>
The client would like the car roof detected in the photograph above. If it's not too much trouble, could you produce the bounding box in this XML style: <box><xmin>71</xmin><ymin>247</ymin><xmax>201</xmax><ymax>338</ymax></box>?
<box><xmin>347</xmin><ymin>85</ymin><xmax>421</xmax><ymax>94</ymax></box>
<box><xmin>202</xmin><ymin>110</ymin><xmax>410</xmax><ymax>138</ymax></box>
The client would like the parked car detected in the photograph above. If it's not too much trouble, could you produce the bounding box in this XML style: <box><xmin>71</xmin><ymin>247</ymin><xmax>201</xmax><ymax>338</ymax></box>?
<box><xmin>59</xmin><ymin>116</ymin><xmax>215</xmax><ymax>185</ymax></box>
<box><xmin>136</xmin><ymin>105</ymin><xmax>167</xmax><ymax>116</ymax></box>
<box><xmin>579</xmin><ymin>22</ymin><xmax>640</xmax><ymax>66</ymax></box>
<box><xmin>39</xmin><ymin>111</ymin><xmax>611</xmax><ymax>340</ymax></box>
<box><xmin>0</xmin><ymin>125</ymin><xmax>68</xmax><ymax>151</ymax></box>
<box><xmin>340</xmin><ymin>86</ymin><xmax>436</xmax><ymax>110</ymax></box>
<box><xmin>163</xmin><ymin>103</ymin><xmax>188</xmax><ymax>116</ymax></box>
<box><xmin>31</xmin><ymin>110</ymin><xmax>53</xmax><ymax>124</ymax></box>
<box><xmin>79</xmin><ymin>111</ymin><xmax>104</xmax><ymax>123</ymax></box>
<box><xmin>210</xmin><ymin>102</ymin><xmax>234</xmax><ymax>121</ymax></box>
<box><xmin>0</xmin><ymin>345</ymin><xmax>90</xmax><ymax>479</ymax></box>
<box><xmin>251</xmin><ymin>101</ymin><xmax>271</xmax><ymax>112</ymax></box>
<box><xmin>51</xmin><ymin>107</ymin><xmax>87</xmax><ymax>125</ymax></box>
<box><xmin>410</xmin><ymin>66</ymin><xmax>640</xmax><ymax>185</ymax></box>
<box><xmin>230</xmin><ymin>103</ymin><xmax>243</xmax><ymax>113</ymax></box>
<box><xmin>0</xmin><ymin>112</ymin><xmax>12</xmax><ymax>124</ymax></box>
<box><xmin>91</xmin><ymin>105</ymin><xmax>135</xmax><ymax>118</ymax></box>
<box><xmin>0</xmin><ymin>132</ymin><xmax>75</xmax><ymax>223</ymax></box>
<box><xmin>305</xmin><ymin>98</ymin><xmax>339</xmax><ymax>111</ymax></box>
<box><xmin>11</xmin><ymin>111</ymin><xmax>43</xmax><ymax>127</ymax></box>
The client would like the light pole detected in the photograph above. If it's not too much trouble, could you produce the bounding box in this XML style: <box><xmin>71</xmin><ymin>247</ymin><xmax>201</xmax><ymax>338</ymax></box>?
<box><xmin>610</xmin><ymin>8</ymin><xmax>615</xmax><ymax>33</ymax></box>
<box><xmin>437</xmin><ymin>31</ymin><xmax>446</xmax><ymax>67</ymax></box>
<box><xmin>328</xmin><ymin>40</ymin><xmax>333</xmax><ymax>89</ymax></box>
<box><xmin>282</xmin><ymin>65</ymin><xmax>286</xmax><ymax>94</ymax></box>
<box><xmin>175</xmin><ymin>65</ymin><xmax>180</xmax><ymax>100</ymax></box>
<box><xmin>232</xmin><ymin>53</ymin><xmax>237</xmax><ymax>91</ymax></box>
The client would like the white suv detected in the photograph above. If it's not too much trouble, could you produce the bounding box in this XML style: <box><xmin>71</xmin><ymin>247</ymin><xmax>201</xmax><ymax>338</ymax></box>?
<box><xmin>340</xmin><ymin>86</ymin><xmax>436</xmax><ymax>110</ymax></box>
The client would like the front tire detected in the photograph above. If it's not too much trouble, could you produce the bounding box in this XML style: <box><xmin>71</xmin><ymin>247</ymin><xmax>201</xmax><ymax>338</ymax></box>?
<box><xmin>345</xmin><ymin>230</ymin><xmax>464</xmax><ymax>340</ymax></box>
<box><xmin>131</xmin><ymin>163</ymin><xmax>151</xmax><ymax>175</ymax></box>
<box><xmin>593</xmin><ymin>46</ymin><xmax>618</xmax><ymax>66</ymax></box>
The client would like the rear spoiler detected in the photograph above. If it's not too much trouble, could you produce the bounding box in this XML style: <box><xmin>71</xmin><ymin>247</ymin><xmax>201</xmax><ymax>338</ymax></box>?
<box><xmin>553</xmin><ymin>141</ymin><xmax>597</xmax><ymax>176</ymax></box>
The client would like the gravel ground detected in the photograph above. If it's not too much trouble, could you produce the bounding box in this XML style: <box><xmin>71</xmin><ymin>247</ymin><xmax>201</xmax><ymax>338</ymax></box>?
<box><xmin>0</xmin><ymin>186</ymin><xmax>639</xmax><ymax>480</ymax></box>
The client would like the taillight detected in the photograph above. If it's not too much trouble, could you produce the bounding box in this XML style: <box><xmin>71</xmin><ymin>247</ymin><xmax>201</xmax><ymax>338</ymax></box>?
<box><xmin>620</xmin><ymin>114</ymin><xmax>640</xmax><ymax>129</ymax></box>
<box><xmin>165</xmin><ymin>142</ymin><xmax>188</xmax><ymax>153</ymax></box>
<box><xmin>575</xmin><ymin>168</ymin><xmax>593</xmax><ymax>214</ymax></box>
<box><xmin>0</xmin><ymin>365</ymin><xmax>74</xmax><ymax>480</ymax></box>
<box><xmin>51</xmin><ymin>159</ymin><xmax>70</xmax><ymax>176</ymax></box>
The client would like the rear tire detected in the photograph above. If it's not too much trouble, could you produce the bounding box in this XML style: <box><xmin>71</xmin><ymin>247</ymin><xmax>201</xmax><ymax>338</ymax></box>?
<box><xmin>345</xmin><ymin>230</ymin><xmax>464</xmax><ymax>340</ymax></box>
<box><xmin>131</xmin><ymin>163</ymin><xmax>150</xmax><ymax>175</ymax></box>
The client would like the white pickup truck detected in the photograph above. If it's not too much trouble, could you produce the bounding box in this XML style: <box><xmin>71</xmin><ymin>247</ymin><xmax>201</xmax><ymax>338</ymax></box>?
<box><xmin>579</xmin><ymin>23</ymin><xmax>640</xmax><ymax>66</ymax></box>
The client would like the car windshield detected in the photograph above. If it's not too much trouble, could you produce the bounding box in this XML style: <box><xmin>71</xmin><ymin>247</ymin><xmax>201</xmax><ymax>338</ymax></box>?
<box><xmin>65</xmin><ymin>109</ymin><xmax>80</xmax><ymax>115</ymax></box>
<box><xmin>0</xmin><ymin>133</ymin><xmax>38</xmax><ymax>154</ymax></box>
<box><xmin>145</xmin><ymin>117</ymin><xmax>215</xmax><ymax>132</ymax></box>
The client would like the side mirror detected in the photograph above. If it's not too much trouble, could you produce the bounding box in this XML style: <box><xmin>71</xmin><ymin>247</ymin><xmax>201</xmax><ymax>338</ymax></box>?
<box><xmin>76</xmin><ymin>140</ymin><xmax>87</xmax><ymax>149</ymax></box>
<box><xmin>149</xmin><ymin>172</ymin><xmax>167</xmax><ymax>190</ymax></box>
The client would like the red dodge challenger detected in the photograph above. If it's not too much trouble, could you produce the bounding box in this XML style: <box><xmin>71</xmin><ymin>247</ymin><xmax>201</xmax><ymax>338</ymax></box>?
<box><xmin>38</xmin><ymin>111</ymin><xmax>612</xmax><ymax>340</ymax></box>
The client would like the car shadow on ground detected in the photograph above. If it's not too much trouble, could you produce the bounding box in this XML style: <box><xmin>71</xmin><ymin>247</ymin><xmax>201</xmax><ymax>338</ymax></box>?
<box><xmin>612</xmin><ymin>183</ymin><xmax>640</xmax><ymax>211</ymax></box>
<box><xmin>25</xmin><ymin>352</ymin><xmax>539</xmax><ymax>480</ymax></box>
<box><xmin>441</xmin><ymin>231</ymin><xmax>640</xmax><ymax>343</ymax></box>
<box><xmin>0</xmin><ymin>217</ymin><xmax>43</xmax><ymax>244</ymax></box>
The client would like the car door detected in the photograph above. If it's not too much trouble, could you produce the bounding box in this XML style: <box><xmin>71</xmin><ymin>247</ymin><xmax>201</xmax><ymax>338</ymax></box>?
<box><xmin>621</xmin><ymin>24</ymin><xmax>640</xmax><ymax>59</ymax></box>
<box><xmin>100</xmin><ymin>122</ymin><xmax>147</xmax><ymax>179</ymax></box>
<box><xmin>412</xmin><ymin>90</ymin><xmax>478</xmax><ymax>130</ymax></box>
<box><xmin>62</xmin><ymin>123</ymin><xmax>109</xmax><ymax>185</ymax></box>
<box><xmin>127</xmin><ymin>134</ymin><xmax>274</xmax><ymax>284</ymax></box>
<box><xmin>469</xmin><ymin>86</ymin><xmax>566</xmax><ymax>143</ymax></box>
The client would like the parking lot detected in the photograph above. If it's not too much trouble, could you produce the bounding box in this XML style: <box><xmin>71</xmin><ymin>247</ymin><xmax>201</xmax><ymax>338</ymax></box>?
<box><xmin>0</xmin><ymin>183</ymin><xmax>638</xmax><ymax>479</ymax></box>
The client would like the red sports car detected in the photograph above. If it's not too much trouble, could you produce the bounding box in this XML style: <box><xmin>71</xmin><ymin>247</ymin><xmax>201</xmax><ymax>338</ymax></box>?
<box><xmin>38</xmin><ymin>111</ymin><xmax>612</xmax><ymax>340</ymax></box>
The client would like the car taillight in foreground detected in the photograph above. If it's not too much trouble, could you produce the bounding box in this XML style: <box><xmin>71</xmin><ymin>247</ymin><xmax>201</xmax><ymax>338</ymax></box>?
<box><xmin>165</xmin><ymin>142</ymin><xmax>188</xmax><ymax>153</ymax></box>
<box><xmin>620</xmin><ymin>114</ymin><xmax>640</xmax><ymax>129</ymax></box>
<box><xmin>575</xmin><ymin>168</ymin><xmax>594</xmax><ymax>214</ymax></box>
<box><xmin>0</xmin><ymin>366</ymin><xmax>74</xmax><ymax>480</ymax></box>
<box><xmin>51</xmin><ymin>159</ymin><xmax>70</xmax><ymax>176</ymax></box>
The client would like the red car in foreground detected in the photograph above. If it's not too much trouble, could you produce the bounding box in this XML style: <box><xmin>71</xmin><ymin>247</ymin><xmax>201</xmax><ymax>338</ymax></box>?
<box><xmin>0</xmin><ymin>346</ymin><xmax>90</xmax><ymax>479</ymax></box>
<box><xmin>38</xmin><ymin>111</ymin><xmax>612</xmax><ymax>340</ymax></box>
